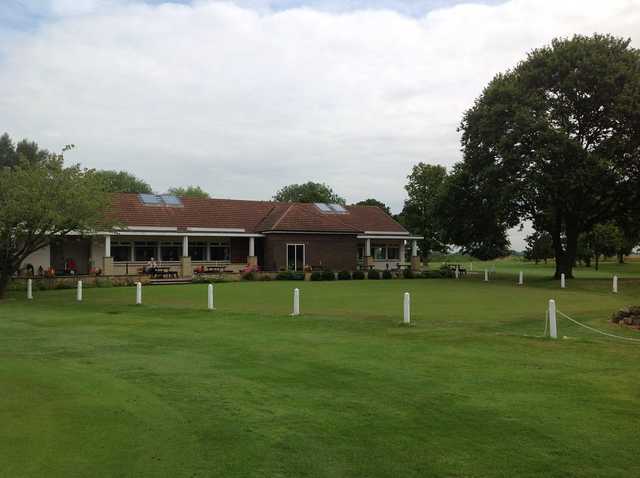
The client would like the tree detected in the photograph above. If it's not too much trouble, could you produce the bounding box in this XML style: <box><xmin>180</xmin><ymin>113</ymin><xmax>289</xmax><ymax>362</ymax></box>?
<box><xmin>273</xmin><ymin>182</ymin><xmax>345</xmax><ymax>204</ymax></box>
<box><xmin>0</xmin><ymin>133</ymin><xmax>17</xmax><ymax>168</ymax></box>
<box><xmin>0</xmin><ymin>132</ymin><xmax>50</xmax><ymax>168</ymax></box>
<box><xmin>583</xmin><ymin>223</ymin><xmax>623</xmax><ymax>270</ymax></box>
<box><xmin>448</xmin><ymin>34</ymin><xmax>640</xmax><ymax>278</ymax></box>
<box><xmin>0</xmin><ymin>154</ymin><xmax>110</xmax><ymax>298</ymax></box>
<box><xmin>355</xmin><ymin>198</ymin><xmax>391</xmax><ymax>215</ymax></box>
<box><xmin>524</xmin><ymin>231</ymin><xmax>554</xmax><ymax>264</ymax></box>
<box><xmin>94</xmin><ymin>170</ymin><xmax>152</xmax><ymax>194</ymax></box>
<box><xmin>167</xmin><ymin>186</ymin><xmax>210</xmax><ymax>198</ymax></box>
<box><xmin>399</xmin><ymin>163</ymin><xmax>449</xmax><ymax>259</ymax></box>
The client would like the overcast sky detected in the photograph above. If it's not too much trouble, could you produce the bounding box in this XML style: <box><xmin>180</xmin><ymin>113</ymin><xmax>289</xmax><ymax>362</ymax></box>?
<box><xmin>1</xmin><ymin>0</ymin><xmax>639</xmax><ymax>250</ymax></box>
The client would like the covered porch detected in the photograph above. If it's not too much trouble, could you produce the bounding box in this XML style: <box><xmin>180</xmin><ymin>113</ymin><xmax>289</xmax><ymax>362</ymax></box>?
<box><xmin>357</xmin><ymin>234</ymin><xmax>423</xmax><ymax>271</ymax></box>
<box><xmin>98</xmin><ymin>228</ymin><xmax>264</xmax><ymax>278</ymax></box>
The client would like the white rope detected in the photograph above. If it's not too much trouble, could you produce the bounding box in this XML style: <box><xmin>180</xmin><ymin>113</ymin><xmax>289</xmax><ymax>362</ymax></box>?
<box><xmin>556</xmin><ymin>310</ymin><xmax>640</xmax><ymax>343</ymax></box>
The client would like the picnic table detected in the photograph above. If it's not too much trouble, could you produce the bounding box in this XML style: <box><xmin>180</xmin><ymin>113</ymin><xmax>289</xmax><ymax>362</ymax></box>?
<box><xmin>152</xmin><ymin>266</ymin><xmax>178</xmax><ymax>279</ymax></box>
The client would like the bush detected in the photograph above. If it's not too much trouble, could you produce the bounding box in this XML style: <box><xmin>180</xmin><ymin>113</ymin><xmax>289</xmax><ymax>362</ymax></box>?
<box><xmin>310</xmin><ymin>271</ymin><xmax>323</xmax><ymax>281</ymax></box>
<box><xmin>439</xmin><ymin>264</ymin><xmax>454</xmax><ymax>278</ymax></box>
<box><xmin>352</xmin><ymin>270</ymin><xmax>365</xmax><ymax>280</ymax></box>
<box><xmin>242</xmin><ymin>271</ymin><xmax>256</xmax><ymax>281</ymax></box>
<box><xmin>382</xmin><ymin>269</ymin><xmax>393</xmax><ymax>279</ymax></box>
<box><xmin>96</xmin><ymin>278</ymin><xmax>113</xmax><ymax>288</ymax></box>
<box><xmin>276</xmin><ymin>271</ymin><xmax>295</xmax><ymax>280</ymax></box>
<box><xmin>337</xmin><ymin>270</ymin><xmax>351</xmax><ymax>280</ymax></box>
<box><xmin>321</xmin><ymin>269</ymin><xmax>335</xmax><ymax>281</ymax></box>
<box><xmin>367</xmin><ymin>269</ymin><xmax>380</xmax><ymax>280</ymax></box>
<box><xmin>420</xmin><ymin>270</ymin><xmax>441</xmax><ymax>279</ymax></box>
<box><xmin>259</xmin><ymin>274</ymin><xmax>272</xmax><ymax>281</ymax></box>
<box><xmin>402</xmin><ymin>269</ymin><xmax>415</xmax><ymax>279</ymax></box>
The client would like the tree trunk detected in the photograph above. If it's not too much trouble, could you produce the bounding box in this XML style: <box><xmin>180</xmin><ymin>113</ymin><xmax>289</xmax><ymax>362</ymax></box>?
<box><xmin>595</xmin><ymin>252</ymin><xmax>599</xmax><ymax>271</ymax></box>
<box><xmin>552</xmin><ymin>219</ymin><xmax>578</xmax><ymax>279</ymax></box>
<box><xmin>0</xmin><ymin>270</ymin><xmax>11</xmax><ymax>300</ymax></box>
<box><xmin>618</xmin><ymin>251</ymin><xmax>625</xmax><ymax>264</ymax></box>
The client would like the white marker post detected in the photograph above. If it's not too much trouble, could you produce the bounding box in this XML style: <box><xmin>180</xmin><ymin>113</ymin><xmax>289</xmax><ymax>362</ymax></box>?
<box><xmin>207</xmin><ymin>283</ymin><xmax>215</xmax><ymax>310</ymax></box>
<box><xmin>613</xmin><ymin>275</ymin><xmax>618</xmax><ymax>294</ymax></box>
<box><xmin>77</xmin><ymin>280</ymin><xmax>83</xmax><ymax>302</ymax></box>
<box><xmin>403</xmin><ymin>292</ymin><xmax>411</xmax><ymax>324</ymax></box>
<box><xmin>136</xmin><ymin>282</ymin><xmax>142</xmax><ymax>305</ymax></box>
<box><xmin>548</xmin><ymin>299</ymin><xmax>557</xmax><ymax>339</ymax></box>
<box><xmin>560</xmin><ymin>273</ymin><xmax>566</xmax><ymax>289</ymax></box>
<box><xmin>484</xmin><ymin>269</ymin><xmax>489</xmax><ymax>282</ymax></box>
<box><xmin>27</xmin><ymin>279</ymin><xmax>33</xmax><ymax>300</ymax></box>
<box><xmin>518</xmin><ymin>271</ymin><xmax>523</xmax><ymax>286</ymax></box>
<box><xmin>454</xmin><ymin>267</ymin><xmax>460</xmax><ymax>280</ymax></box>
<box><xmin>469</xmin><ymin>262</ymin><xmax>473</xmax><ymax>272</ymax></box>
<box><xmin>292</xmin><ymin>288</ymin><xmax>300</xmax><ymax>316</ymax></box>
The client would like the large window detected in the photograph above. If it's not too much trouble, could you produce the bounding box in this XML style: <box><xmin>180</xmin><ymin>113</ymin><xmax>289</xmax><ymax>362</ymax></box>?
<box><xmin>112</xmin><ymin>241</ymin><xmax>132</xmax><ymax>262</ymax></box>
<box><xmin>190</xmin><ymin>242</ymin><xmax>207</xmax><ymax>261</ymax></box>
<box><xmin>160</xmin><ymin>241</ymin><xmax>182</xmax><ymax>261</ymax></box>
<box><xmin>373</xmin><ymin>246</ymin><xmax>386</xmax><ymax>260</ymax></box>
<box><xmin>135</xmin><ymin>241</ymin><xmax>157</xmax><ymax>262</ymax></box>
<box><xmin>387</xmin><ymin>246</ymin><xmax>400</xmax><ymax>260</ymax></box>
<box><xmin>287</xmin><ymin>244</ymin><xmax>305</xmax><ymax>271</ymax></box>
<box><xmin>210</xmin><ymin>241</ymin><xmax>230</xmax><ymax>261</ymax></box>
<box><xmin>372</xmin><ymin>244</ymin><xmax>401</xmax><ymax>261</ymax></box>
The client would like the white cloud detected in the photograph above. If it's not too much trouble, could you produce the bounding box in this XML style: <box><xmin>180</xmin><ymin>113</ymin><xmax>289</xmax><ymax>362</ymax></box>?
<box><xmin>1</xmin><ymin>0</ymin><xmax>639</xmax><ymax>249</ymax></box>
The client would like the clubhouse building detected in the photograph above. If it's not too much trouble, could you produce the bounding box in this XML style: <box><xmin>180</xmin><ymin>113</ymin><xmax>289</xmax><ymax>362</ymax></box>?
<box><xmin>23</xmin><ymin>193</ymin><xmax>423</xmax><ymax>277</ymax></box>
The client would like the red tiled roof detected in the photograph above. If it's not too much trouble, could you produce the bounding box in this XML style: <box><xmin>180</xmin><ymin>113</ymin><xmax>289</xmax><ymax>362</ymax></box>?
<box><xmin>108</xmin><ymin>193</ymin><xmax>408</xmax><ymax>234</ymax></box>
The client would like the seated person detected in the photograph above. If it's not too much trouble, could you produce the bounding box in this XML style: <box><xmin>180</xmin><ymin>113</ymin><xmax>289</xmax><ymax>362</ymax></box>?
<box><xmin>67</xmin><ymin>258</ymin><xmax>77</xmax><ymax>275</ymax></box>
<box><xmin>145</xmin><ymin>258</ymin><xmax>158</xmax><ymax>274</ymax></box>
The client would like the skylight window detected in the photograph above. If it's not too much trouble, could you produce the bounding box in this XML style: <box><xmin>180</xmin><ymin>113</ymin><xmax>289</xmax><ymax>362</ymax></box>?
<box><xmin>138</xmin><ymin>194</ymin><xmax>183</xmax><ymax>207</ymax></box>
<box><xmin>315</xmin><ymin>202</ymin><xmax>348</xmax><ymax>214</ymax></box>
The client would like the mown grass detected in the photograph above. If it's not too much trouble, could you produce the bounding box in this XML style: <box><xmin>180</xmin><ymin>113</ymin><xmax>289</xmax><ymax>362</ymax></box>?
<box><xmin>1</xmin><ymin>269</ymin><xmax>639</xmax><ymax>477</ymax></box>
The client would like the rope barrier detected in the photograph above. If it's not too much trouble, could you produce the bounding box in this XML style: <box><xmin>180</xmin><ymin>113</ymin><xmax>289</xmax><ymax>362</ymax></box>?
<box><xmin>556</xmin><ymin>310</ymin><xmax>640</xmax><ymax>343</ymax></box>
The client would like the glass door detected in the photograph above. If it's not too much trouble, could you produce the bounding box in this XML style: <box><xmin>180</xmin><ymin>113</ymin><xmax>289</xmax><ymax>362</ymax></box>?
<box><xmin>287</xmin><ymin>244</ymin><xmax>305</xmax><ymax>271</ymax></box>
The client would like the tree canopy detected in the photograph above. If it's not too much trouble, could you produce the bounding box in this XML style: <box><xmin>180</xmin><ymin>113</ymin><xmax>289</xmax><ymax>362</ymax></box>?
<box><xmin>94</xmin><ymin>170</ymin><xmax>153</xmax><ymax>194</ymax></box>
<box><xmin>167</xmin><ymin>186</ymin><xmax>210</xmax><ymax>198</ymax></box>
<box><xmin>398</xmin><ymin>163</ymin><xmax>449</xmax><ymax>259</ymax></box>
<box><xmin>355</xmin><ymin>198</ymin><xmax>391</xmax><ymax>215</ymax></box>
<box><xmin>0</xmin><ymin>152</ymin><xmax>110</xmax><ymax>298</ymax></box>
<box><xmin>0</xmin><ymin>132</ymin><xmax>51</xmax><ymax>168</ymax></box>
<box><xmin>439</xmin><ymin>34</ymin><xmax>640</xmax><ymax>277</ymax></box>
<box><xmin>273</xmin><ymin>182</ymin><xmax>345</xmax><ymax>204</ymax></box>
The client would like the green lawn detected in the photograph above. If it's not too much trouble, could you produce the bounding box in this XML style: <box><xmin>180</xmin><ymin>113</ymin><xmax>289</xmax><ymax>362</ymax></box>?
<box><xmin>1</xmin><ymin>269</ymin><xmax>639</xmax><ymax>477</ymax></box>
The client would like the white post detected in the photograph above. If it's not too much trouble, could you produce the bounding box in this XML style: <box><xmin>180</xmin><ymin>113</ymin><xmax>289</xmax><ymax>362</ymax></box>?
<box><xmin>613</xmin><ymin>275</ymin><xmax>618</xmax><ymax>294</ymax></box>
<box><xmin>484</xmin><ymin>269</ymin><xmax>489</xmax><ymax>282</ymax></box>
<box><xmin>208</xmin><ymin>283</ymin><xmax>214</xmax><ymax>310</ymax></box>
<box><xmin>365</xmin><ymin>238</ymin><xmax>371</xmax><ymax>258</ymax></box>
<box><xmin>292</xmin><ymin>288</ymin><xmax>300</xmax><ymax>316</ymax></box>
<box><xmin>27</xmin><ymin>279</ymin><xmax>33</xmax><ymax>300</ymax></box>
<box><xmin>104</xmin><ymin>235</ymin><xmax>111</xmax><ymax>257</ymax></box>
<box><xmin>136</xmin><ymin>282</ymin><xmax>142</xmax><ymax>305</ymax></box>
<box><xmin>469</xmin><ymin>262</ymin><xmax>473</xmax><ymax>272</ymax></box>
<box><xmin>399</xmin><ymin>242</ymin><xmax>406</xmax><ymax>265</ymax></box>
<box><xmin>548</xmin><ymin>299</ymin><xmax>557</xmax><ymax>339</ymax></box>
<box><xmin>518</xmin><ymin>271</ymin><xmax>523</xmax><ymax>286</ymax></box>
<box><xmin>249</xmin><ymin>237</ymin><xmax>255</xmax><ymax>257</ymax></box>
<box><xmin>454</xmin><ymin>266</ymin><xmax>459</xmax><ymax>280</ymax></box>
<box><xmin>403</xmin><ymin>292</ymin><xmax>411</xmax><ymax>324</ymax></box>
<box><xmin>77</xmin><ymin>280</ymin><xmax>83</xmax><ymax>302</ymax></box>
<box><xmin>560</xmin><ymin>273</ymin><xmax>566</xmax><ymax>289</ymax></box>
<box><xmin>411</xmin><ymin>240</ymin><xmax>418</xmax><ymax>257</ymax></box>
<box><xmin>182</xmin><ymin>235</ymin><xmax>189</xmax><ymax>257</ymax></box>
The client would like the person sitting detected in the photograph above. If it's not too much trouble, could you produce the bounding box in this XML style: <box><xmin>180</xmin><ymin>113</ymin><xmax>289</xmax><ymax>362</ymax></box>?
<box><xmin>67</xmin><ymin>258</ymin><xmax>77</xmax><ymax>275</ymax></box>
<box><xmin>145</xmin><ymin>257</ymin><xmax>158</xmax><ymax>275</ymax></box>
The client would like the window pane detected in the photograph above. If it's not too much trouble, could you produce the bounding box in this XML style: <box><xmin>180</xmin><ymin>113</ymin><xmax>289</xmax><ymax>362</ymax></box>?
<box><xmin>373</xmin><ymin>247</ymin><xmax>385</xmax><ymax>260</ymax></box>
<box><xmin>387</xmin><ymin>247</ymin><xmax>400</xmax><ymax>260</ymax></box>
<box><xmin>191</xmin><ymin>245</ymin><xmax>207</xmax><ymax>261</ymax></box>
<box><xmin>296</xmin><ymin>245</ymin><xmax>304</xmax><ymax>271</ymax></box>
<box><xmin>135</xmin><ymin>246</ymin><xmax>156</xmax><ymax>262</ymax></box>
<box><xmin>287</xmin><ymin>245</ymin><xmax>296</xmax><ymax>270</ymax></box>
<box><xmin>210</xmin><ymin>246</ymin><xmax>230</xmax><ymax>261</ymax></box>
<box><xmin>112</xmin><ymin>246</ymin><xmax>131</xmax><ymax>262</ymax></box>
<box><xmin>161</xmin><ymin>246</ymin><xmax>181</xmax><ymax>261</ymax></box>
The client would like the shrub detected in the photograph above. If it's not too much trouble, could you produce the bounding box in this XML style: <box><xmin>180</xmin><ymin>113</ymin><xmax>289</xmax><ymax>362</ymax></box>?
<box><xmin>276</xmin><ymin>271</ymin><xmax>295</xmax><ymax>280</ymax></box>
<box><xmin>96</xmin><ymin>278</ymin><xmax>113</xmax><ymax>288</ymax></box>
<box><xmin>242</xmin><ymin>271</ymin><xmax>256</xmax><ymax>281</ymax></box>
<box><xmin>292</xmin><ymin>272</ymin><xmax>305</xmax><ymax>281</ymax></box>
<box><xmin>420</xmin><ymin>270</ymin><xmax>441</xmax><ymax>279</ymax></box>
<box><xmin>382</xmin><ymin>269</ymin><xmax>393</xmax><ymax>279</ymax></box>
<box><xmin>352</xmin><ymin>270</ymin><xmax>365</xmax><ymax>280</ymax></box>
<box><xmin>310</xmin><ymin>271</ymin><xmax>323</xmax><ymax>281</ymax></box>
<box><xmin>337</xmin><ymin>270</ymin><xmax>351</xmax><ymax>280</ymax></box>
<box><xmin>259</xmin><ymin>274</ymin><xmax>272</xmax><ymax>281</ymax></box>
<box><xmin>367</xmin><ymin>269</ymin><xmax>380</xmax><ymax>280</ymax></box>
<box><xmin>321</xmin><ymin>269</ymin><xmax>335</xmax><ymax>281</ymax></box>
<box><xmin>403</xmin><ymin>269</ymin><xmax>415</xmax><ymax>279</ymax></box>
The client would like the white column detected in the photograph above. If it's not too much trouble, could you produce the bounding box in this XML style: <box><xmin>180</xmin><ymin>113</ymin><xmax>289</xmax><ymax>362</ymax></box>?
<box><xmin>208</xmin><ymin>283</ymin><xmax>215</xmax><ymax>310</ymax></box>
<box><xmin>613</xmin><ymin>275</ymin><xmax>618</xmax><ymax>294</ymax></box>
<box><xmin>403</xmin><ymin>292</ymin><xmax>411</xmax><ymax>324</ymax></box>
<box><xmin>77</xmin><ymin>280</ymin><xmax>83</xmax><ymax>302</ymax></box>
<box><xmin>249</xmin><ymin>237</ymin><xmax>255</xmax><ymax>257</ymax></box>
<box><xmin>104</xmin><ymin>235</ymin><xmax>111</xmax><ymax>257</ymax></box>
<box><xmin>365</xmin><ymin>238</ymin><xmax>371</xmax><ymax>257</ymax></box>
<box><xmin>484</xmin><ymin>269</ymin><xmax>489</xmax><ymax>282</ymax></box>
<box><xmin>548</xmin><ymin>299</ymin><xmax>557</xmax><ymax>339</ymax></box>
<box><xmin>454</xmin><ymin>266</ymin><xmax>459</xmax><ymax>279</ymax></box>
<box><xmin>560</xmin><ymin>273</ymin><xmax>566</xmax><ymax>289</ymax></box>
<box><xmin>411</xmin><ymin>240</ymin><xmax>418</xmax><ymax>257</ymax></box>
<box><xmin>27</xmin><ymin>279</ymin><xmax>33</xmax><ymax>300</ymax></box>
<box><xmin>399</xmin><ymin>242</ymin><xmax>406</xmax><ymax>264</ymax></box>
<box><xmin>182</xmin><ymin>235</ymin><xmax>189</xmax><ymax>257</ymax></box>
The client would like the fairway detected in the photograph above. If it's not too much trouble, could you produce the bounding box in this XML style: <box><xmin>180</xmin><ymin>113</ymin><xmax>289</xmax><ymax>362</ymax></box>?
<box><xmin>1</xmin><ymin>273</ymin><xmax>640</xmax><ymax>477</ymax></box>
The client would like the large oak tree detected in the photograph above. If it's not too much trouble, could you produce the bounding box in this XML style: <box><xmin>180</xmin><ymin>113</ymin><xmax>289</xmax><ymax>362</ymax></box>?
<box><xmin>445</xmin><ymin>34</ymin><xmax>640</xmax><ymax>278</ymax></box>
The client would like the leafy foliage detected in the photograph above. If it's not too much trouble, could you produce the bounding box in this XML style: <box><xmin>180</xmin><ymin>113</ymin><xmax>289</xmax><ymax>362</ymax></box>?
<box><xmin>167</xmin><ymin>186</ymin><xmax>210</xmax><ymax>198</ymax></box>
<box><xmin>273</xmin><ymin>182</ymin><xmax>345</xmax><ymax>204</ymax></box>
<box><xmin>446</xmin><ymin>34</ymin><xmax>640</xmax><ymax>277</ymax></box>
<box><xmin>94</xmin><ymin>170</ymin><xmax>152</xmax><ymax>194</ymax></box>
<box><xmin>355</xmin><ymin>198</ymin><xmax>391</xmax><ymax>215</ymax></box>
<box><xmin>524</xmin><ymin>231</ymin><xmax>554</xmax><ymax>264</ymax></box>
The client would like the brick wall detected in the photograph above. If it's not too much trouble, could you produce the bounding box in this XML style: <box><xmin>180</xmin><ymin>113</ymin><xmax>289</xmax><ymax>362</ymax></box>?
<box><xmin>263</xmin><ymin>233</ymin><xmax>358</xmax><ymax>271</ymax></box>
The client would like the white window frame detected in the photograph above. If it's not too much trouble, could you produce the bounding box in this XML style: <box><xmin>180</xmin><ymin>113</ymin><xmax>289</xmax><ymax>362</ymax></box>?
<box><xmin>286</xmin><ymin>243</ymin><xmax>306</xmax><ymax>272</ymax></box>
